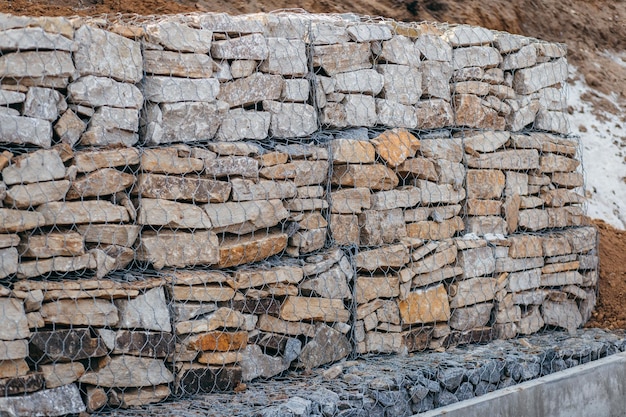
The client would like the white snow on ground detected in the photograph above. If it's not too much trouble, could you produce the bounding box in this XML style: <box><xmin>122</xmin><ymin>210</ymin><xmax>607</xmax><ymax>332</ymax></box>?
<box><xmin>567</xmin><ymin>64</ymin><xmax>626</xmax><ymax>230</ymax></box>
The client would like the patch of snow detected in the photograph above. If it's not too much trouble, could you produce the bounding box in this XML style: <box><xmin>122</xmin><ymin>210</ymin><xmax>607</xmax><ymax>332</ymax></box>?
<box><xmin>568</xmin><ymin>65</ymin><xmax>626</xmax><ymax>230</ymax></box>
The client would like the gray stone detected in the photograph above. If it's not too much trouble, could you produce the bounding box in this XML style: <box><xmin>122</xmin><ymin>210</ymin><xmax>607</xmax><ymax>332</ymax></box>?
<box><xmin>443</xmin><ymin>25</ymin><xmax>494</xmax><ymax>47</ymax></box>
<box><xmin>211</xmin><ymin>33</ymin><xmax>269</xmax><ymax>60</ymax></box>
<box><xmin>54</xmin><ymin>109</ymin><xmax>85</xmax><ymax>146</ymax></box>
<box><xmin>0</xmin><ymin>51</ymin><xmax>74</xmax><ymax>79</ymax></box>
<box><xmin>513</xmin><ymin>58</ymin><xmax>569</xmax><ymax>94</ymax></box>
<box><xmin>23</xmin><ymin>87</ymin><xmax>65</xmax><ymax>121</ymax></box>
<box><xmin>0</xmin><ymin>27</ymin><xmax>76</xmax><ymax>51</ymax></box>
<box><xmin>415</xmin><ymin>34</ymin><xmax>453</xmax><ymax>61</ymax></box>
<box><xmin>142</xmin><ymin>76</ymin><xmax>220</xmax><ymax>103</ymax></box>
<box><xmin>0</xmin><ymin>384</ymin><xmax>85</xmax><ymax>416</ymax></box>
<box><xmin>143</xmin><ymin>101</ymin><xmax>229</xmax><ymax>145</ymax></box>
<box><xmin>507</xmin><ymin>268</ymin><xmax>542</xmax><ymax>292</ymax></box>
<box><xmin>374</xmin><ymin>35</ymin><xmax>420</xmax><ymax>67</ymax></box>
<box><xmin>68</xmin><ymin>75</ymin><xmax>143</xmax><ymax>108</ymax></box>
<box><xmin>217</xmin><ymin>109</ymin><xmax>270</xmax><ymax>141</ymax></box>
<box><xmin>534</xmin><ymin>109</ymin><xmax>569</xmax><ymax>134</ymax></box>
<box><xmin>449</xmin><ymin>302</ymin><xmax>493</xmax><ymax>331</ymax></box>
<box><xmin>143</xmin><ymin>50</ymin><xmax>213</xmax><ymax>78</ymax></box>
<box><xmin>204</xmin><ymin>156</ymin><xmax>259</xmax><ymax>178</ymax></box>
<box><xmin>376</xmin><ymin>99</ymin><xmax>418</xmax><ymax>128</ymax></box>
<box><xmin>347</xmin><ymin>23</ymin><xmax>392</xmax><ymax>42</ymax></box>
<box><xmin>203</xmin><ymin>199</ymin><xmax>289</xmax><ymax>234</ymax></box>
<box><xmin>240</xmin><ymin>344</ymin><xmax>296</xmax><ymax>381</ymax></box>
<box><xmin>145</xmin><ymin>21</ymin><xmax>212</xmax><ymax>53</ymax></box>
<box><xmin>79</xmin><ymin>355</ymin><xmax>174</xmax><ymax>388</ymax></box>
<box><xmin>281</xmin><ymin>79</ymin><xmax>310</xmax><ymax>102</ymax></box>
<box><xmin>298</xmin><ymin>324</ymin><xmax>351</xmax><ymax>369</ymax></box>
<box><xmin>333</xmin><ymin>69</ymin><xmax>384</xmax><ymax>95</ymax></box>
<box><xmin>260</xmin><ymin>38</ymin><xmax>308</xmax><ymax>76</ymax></box>
<box><xmin>263</xmin><ymin>101</ymin><xmax>318</xmax><ymax>138</ymax></box>
<box><xmin>415</xmin><ymin>99</ymin><xmax>454</xmax><ymax>129</ymax></box>
<box><xmin>300</xmin><ymin>266</ymin><xmax>351</xmax><ymax>300</ymax></box>
<box><xmin>138</xmin><ymin>198</ymin><xmax>213</xmax><ymax>229</ymax></box>
<box><xmin>137</xmin><ymin>230</ymin><xmax>219</xmax><ymax>270</ymax></box>
<box><xmin>313</xmin><ymin>42</ymin><xmax>373</xmax><ymax>75</ymax></box>
<box><xmin>377</xmin><ymin>64</ymin><xmax>422</xmax><ymax>104</ymax></box>
<box><xmin>0</xmin><ymin>114</ymin><xmax>52</xmax><ymax>148</ymax></box>
<box><xmin>542</xmin><ymin>300</ymin><xmax>582</xmax><ymax>333</ymax></box>
<box><xmin>502</xmin><ymin>44</ymin><xmax>537</xmax><ymax>70</ymax></box>
<box><xmin>452</xmin><ymin>46</ymin><xmax>502</xmax><ymax>70</ymax></box>
<box><xmin>421</xmin><ymin>61</ymin><xmax>452</xmax><ymax>99</ymax></box>
<box><xmin>0</xmin><ymin>89</ymin><xmax>25</xmax><ymax>105</ymax></box>
<box><xmin>458</xmin><ymin>246</ymin><xmax>496</xmax><ymax>278</ymax></box>
<box><xmin>114</xmin><ymin>287</ymin><xmax>171</xmax><ymax>333</ymax></box>
<box><xmin>74</xmin><ymin>25</ymin><xmax>142</xmax><ymax>83</ymax></box>
<box><xmin>3</xmin><ymin>149</ymin><xmax>65</xmax><ymax>185</ymax></box>
<box><xmin>218</xmin><ymin>73</ymin><xmax>284</xmax><ymax>107</ymax></box>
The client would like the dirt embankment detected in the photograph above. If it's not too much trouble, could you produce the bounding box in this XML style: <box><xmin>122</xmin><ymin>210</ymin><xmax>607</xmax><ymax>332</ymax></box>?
<box><xmin>0</xmin><ymin>0</ymin><xmax>624</xmax><ymax>330</ymax></box>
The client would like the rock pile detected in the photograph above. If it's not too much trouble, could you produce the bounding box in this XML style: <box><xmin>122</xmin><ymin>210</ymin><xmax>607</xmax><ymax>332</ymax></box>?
<box><xmin>0</xmin><ymin>10</ymin><xmax>593</xmax><ymax>414</ymax></box>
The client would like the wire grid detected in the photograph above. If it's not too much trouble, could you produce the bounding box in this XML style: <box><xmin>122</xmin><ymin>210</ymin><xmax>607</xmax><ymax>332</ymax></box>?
<box><xmin>0</xmin><ymin>10</ymin><xmax>598</xmax><ymax>415</ymax></box>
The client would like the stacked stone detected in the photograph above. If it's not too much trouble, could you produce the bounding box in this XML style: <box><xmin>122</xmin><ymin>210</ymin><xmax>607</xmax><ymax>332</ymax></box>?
<box><xmin>493</xmin><ymin>226</ymin><xmax>598</xmax><ymax>339</ymax></box>
<box><xmin>168</xmin><ymin>248</ymin><xmax>352</xmax><ymax>395</ymax></box>
<box><xmin>9</xmin><ymin>278</ymin><xmax>173</xmax><ymax>411</ymax></box>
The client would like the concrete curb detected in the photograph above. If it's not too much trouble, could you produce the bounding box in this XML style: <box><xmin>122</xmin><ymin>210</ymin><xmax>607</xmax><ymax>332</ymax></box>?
<box><xmin>416</xmin><ymin>352</ymin><xmax>626</xmax><ymax>417</ymax></box>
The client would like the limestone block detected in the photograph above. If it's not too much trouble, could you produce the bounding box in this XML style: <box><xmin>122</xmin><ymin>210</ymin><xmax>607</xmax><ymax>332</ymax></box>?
<box><xmin>308</xmin><ymin>21</ymin><xmax>350</xmax><ymax>45</ymax></box>
<box><xmin>467</xmin><ymin>170</ymin><xmax>506</xmax><ymax>199</ymax></box>
<box><xmin>79</xmin><ymin>355</ymin><xmax>173</xmax><ymax>388</ymax></box>
<box><xmin>534</xmin><ymin>109</ymin><xmax>569</xmax><ymax>134</ymax></box>
<box><xmin>377</xmin><ymin>64</ymin><xmax>422</xmax><ymax>104</ymax></box>
<box><xmin>452</xmin><ymin>46</ymin><xmax>502</xmax><ymax>70</ymax></box>
<box><xmin>0</xmin><ymin>384</ymin><xmax>85</xmax><ymax>416</ymax></box>
<box><xmin>18</xmin><ymin>231</ymin><xmax>83</xmax><ymax>259</ymax></box>
<box><xmin>68</xmin><ymin>76</ymin><xmax>143</xmax><ymax>109</ymax></box>
<box><xmin>354</xmin><ymin>244</ymin><xmax>409</xmax><ymax>271</ymax></box>
<box><xmin>138</xmin><ymin>173</ymin><xmax>230</xmax><ymax>203</ymax></box>
<box><xmin>313</xmin><ymin>42</ymin><xmax>372</xmax><ymax>75</ymax></box>
<box><xmin>281</xmin><ymin>79</ymin><xmax>310</xmax><ymax>102</ymax></box>
<box><xmin>513</xmin><ymin>58</ymin><xmax>568</xmax><ymax>94</ymax></box>
<box><xmin>322</xmin><ymin>94</ymin><xmax>377</xmax><ymax>127</ymax></box>
<box><xmin>54</xmin><ymin>110</ymin><xmax>85</xmax><ymax>146</ymax></box>
<box><xmin>398</xmin><ymin>157</ymin><xmax>438</xmax><ymax>181</ymax></box>
<box><xmin>74</xmin><ymin>147</ymin><xmax>139</xmax><ymax>173</ymax></box>
<box><xmin>211</xmin><ymin>34</ymin><xmax>269</xmax><ymax>60</ymax></box>
<box><xmin>355</xmin><ymin>276</ymin><xmax>400</xmax><ymax>304</ymax></box>
<box><xmin>145</xmin><ymin>21</ymin><xmax>212</xmax><ymax>53</ymax></box>
<box><xmin>0</xmin><ymin>114</ymin><xmax>51</xmax><ymax>150</ymax></box>
<box><xmin>415</xmin><ymin>34</ymin><xmax>452</xmax><ymax>61</ymax></box>
<box><xmin>217</xmin><ymin>232</ymin><xmax>287</xmax><ymax>268</ymax></box>
<box><xmin>333</xmin><ymin>69</ymin><xmax>384</xmax><ymax>95</ymax></box>
<box><xmin>138</xmin><ymin>198</ymin><xmax>212</xmax><ymax>229</ymax></box>
<box><xmin>450</xmin><ymin>303</ymin><xmax>493</xmax><ymax>331</ymax></box>
<box><xmin>260</xmin><ymin>160</ymin><xmax>327</xmax><ymax>186</ymax></box>
<box><xmin>0</xmin><ymin>209</ymin><xmax>45</xmax><ymax>233</ymax></box>
<box><xmin>67</xmin><ymin>168</ymin><xmax>134</xmax><ymax>199</ymax></box>
<box><xmin>142</xmin><ymin>76</ymin><xmax>219</xmax><ymax>103</ymax></box>
<box><xmin>458</xmin><ymin>246</ymin><xmax>496</xmax><ymax>279</ymax></box>
<box><xmin>143</xmin><ymin>101</ymin><xmax>228</xmax><ymax>145</ymax></box>
<box><xmin>0</xmin><ymin>51</ymin><xmax>74</xmax><ymax>79</ymax></box>
<box><xmin>415</xmin><ymin>99</ymin><xmax>454</xmax><ymax>129</ymax></box>
<box><xmin>331</xmin><ymin>164</ymin><xmax>399</xmax><ymax>191</ymax></box>
<box><xmin>36</xmin><ymin>201</ymin><xmax>129</xmax><ymax>226</ymax></box>
<box><xmin>502</xmin><ymin>44</ymin><xmax>537</xmax><ymax>70</ymax></box>
<box><xmin>39</xmin><ymin>298</ymin><xmax>117</xmax><ymax>326</ymax></box>
<box><xmin>467</xmin><ymin>149</ymin><xmax>540</xmax><ymax>170</ymax></box>
<box><xmin>347</xmin><ymin>23</ymin><xmax>392</xmax><ymax>42</ymax></box>
<box><xmin>23</xmin><ymin>87</ymin><xmax>65</xmax><ymax>121</ymax></box>
<box><xmin>330</xmin><ymin>214</ymin><xmax>360</xmax><ymax>246</ymax></box>
<box><xmin>203</xmin><ymin>199</ymin><xmax>288</xmax><ymax>234</ymax></box>
<box><xmin>231</xmin><ymin>178</ymin><xmax>297</xmax><ymax>201</ymax></box>
<box><xmin>74</xmin><ymin>25</ymin><xmax>142</xmax><ymax>82</ymax></box>
<box><xmin>359</xmin><ymin>208</ymin><xmax>406</xmax><ymax>245</ymax></box>
<box><xmin>406</xmin><ymin>217</ymin><xmax>465</xmax><ymax>240</ymax></box>
<box><xmin>376</xmin><ymin>99</ymin><xmax>418</xmax><ymax>128</ymax></box>
<box><xmin>0</xmin><ymin>27</ymin><xmax>75</xmax><ymax>51</ymax></box>
<box><xmin>454</xmin><ymin>94</ymin><xmax>505</xmax><ymax>129</ymax></box>
<box><xmin>115</xmin><ymin>287</ymin><xmax>171</xmax><ymax>332</ymax></box>
<box><xmin>374</xmin><ymin>35</ymin><xmax>420</xmax><ymax>67</ymax></box>
<box><xmin>216</xmin><ymin>109</ymin><xmax>270</xmax><ymax>141</ymax></box>
<box><xmin>330</xmin><ymin>139</ymin><xmax>375</xmax><ymax>164</ymax></box>
<box><xmin>262</xmin><ymin>101</ymin><xmax>318</xmax><ymax>138</ymax></box>
<box><xmin>0</xmin><ymin>89</ymin><xmax>25</xmax><ymax>105</ymax></box>
<box><xmin>259</xmin><ymin>38</ymin><xmax>307</xmax><ymax>76</ymax></box>
<box><xmin>534</xmin><ymin>42</ymin><xmax>567</xmax><ymax>60</ymax></box>
<box><xmin>217</xmin><ymin>72</ymin><xmax>284</xmax><ymax>110</ymax></box>
<box><xmin>421</xmin><ymin>61</ymin><xmax>452</xmax><ymax>99</ymax></box>
<box><xmin>452</xmin><ymin>81</ymin><xmax>491</xmax><ymax>96</ymax></box>
<box><xmin>398</xmin><ymin>285</ymin><xmax>451</xmax><ymax>325</ymax></box>
<box><xmin>280</xmin><ymin>296</ymin><xmax>350</xmax><ymax>323</ymax></box>
<box><xmin>541</xmin><ymin>300</ymin><xmax>582</xmax><ymax>333</ymax></box>
<box><xmin>143</xmin><ymin>50</ymin><xmax>213</xmax><ymax>78</ymax></box>
<box><xmin>449</xmin><ymin>277</ymin><xmax>497</xmax><ymax>308</ymax></box>
<box><xmin>443</xmin><ymin>25</ymin><xmax>494</xmax><ymax>47</ymax></box>
<box><xmin>137</xmin><ymin>230</ymin><xmax>219</xmax><ymax>269</ymax></box>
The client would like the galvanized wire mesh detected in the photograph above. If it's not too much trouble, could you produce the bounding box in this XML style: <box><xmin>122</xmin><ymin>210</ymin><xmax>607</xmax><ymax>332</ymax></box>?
<box><xmin>0</xmin><ymin>10</ymin><xmax>597</xmax><ymax>416</ymax></box>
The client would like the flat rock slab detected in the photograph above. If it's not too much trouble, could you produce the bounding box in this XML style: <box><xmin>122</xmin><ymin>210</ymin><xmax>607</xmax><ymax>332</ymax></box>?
<box><xmin>79</xmin><ymin>355</ymin><xmax>174</xmax><ymax>388</ymax></box>
<box><xmin>0</xmin><ymin>384</ymin><xmax>85</xmax><ymax>416</ymax></box>
<box><xmin>218</xmin><ymin>232</ymin><xmax>288</xmax><ymax>268</ymax></box>
<box><xmin>137</xmin><ymin>230</ymin><xmax>219</xmax><ymax>270</ymax></box>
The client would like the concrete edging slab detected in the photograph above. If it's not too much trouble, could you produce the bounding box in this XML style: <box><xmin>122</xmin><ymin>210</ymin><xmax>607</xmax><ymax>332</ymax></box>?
<box><xmin>416</xmin><ymin>352</ymin><xmax>626</xmax><ymax>417</ymax></box>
